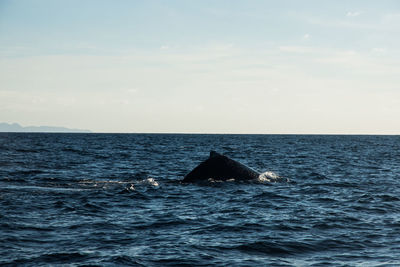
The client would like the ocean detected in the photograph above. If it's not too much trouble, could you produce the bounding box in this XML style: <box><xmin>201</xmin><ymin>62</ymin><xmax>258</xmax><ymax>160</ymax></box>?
<box><xmin>1</xmin><ymin>133</ymin><xmax>400</xmax><ymax>266</ymax></box>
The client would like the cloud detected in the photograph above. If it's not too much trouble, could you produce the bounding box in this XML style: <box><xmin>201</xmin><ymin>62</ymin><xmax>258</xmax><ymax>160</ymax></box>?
<box><xmin>346</xmin><ymin>11</ymin><xmax>361</xmax><ymax>17</ymax></box>
<box><xmin>371</xmin><ymin>47</ymin><xmax>387</xmax><ymax>55</ymax></box>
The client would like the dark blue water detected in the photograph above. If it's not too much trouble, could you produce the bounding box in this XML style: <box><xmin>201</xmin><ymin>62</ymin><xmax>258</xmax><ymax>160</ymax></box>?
<box><xmin>1</xmin><ymin>133</ymin><xmax>400</xmax><ymax>266</ymax></box>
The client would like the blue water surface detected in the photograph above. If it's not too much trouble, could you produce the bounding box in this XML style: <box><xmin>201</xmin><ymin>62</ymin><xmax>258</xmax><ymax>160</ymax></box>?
<box><xmin>1</xmin><ymin>133</ymin><xmax>400</xmax><ymax>266</ymax></box>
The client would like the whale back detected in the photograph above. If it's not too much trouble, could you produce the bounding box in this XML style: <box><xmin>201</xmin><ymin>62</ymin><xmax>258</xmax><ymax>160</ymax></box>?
<box><xmin>182</xmin><ymin>151</ymin><xmax>260</xmax><ymax>183</ymax></box>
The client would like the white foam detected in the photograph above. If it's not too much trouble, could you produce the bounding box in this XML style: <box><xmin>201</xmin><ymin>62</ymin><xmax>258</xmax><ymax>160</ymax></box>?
<box><xmin>144</xmin><ymin>177</ymin><xmax>159</xmax><ymax>187</ymax></box>
<box><xmin>127</xmin><ymin>184</ymin><xmax>135</xmax><ymax>191</ymax></box>
<box><xmin>258</xmin><ymin>171</ymin><xmax>281</xmax><ymax>182</ymax></box>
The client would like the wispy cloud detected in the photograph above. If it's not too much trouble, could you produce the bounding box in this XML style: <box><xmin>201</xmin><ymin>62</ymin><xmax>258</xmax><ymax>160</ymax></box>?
<box><xmin>346</xmin><ymin>11</ymin><xmax>361</xmax><ymax>17</ymax></box>
<box><xmin>371</xmin><ymin>47</ymin><xmax>387</xmax><ymax>54</ymax></box>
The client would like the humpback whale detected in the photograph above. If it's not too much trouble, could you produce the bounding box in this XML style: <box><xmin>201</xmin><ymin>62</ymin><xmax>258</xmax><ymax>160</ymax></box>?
<box><xmin>182</xmin><ymin>151</ymin><xmax>261</xmax><ymax>183</ymax></box>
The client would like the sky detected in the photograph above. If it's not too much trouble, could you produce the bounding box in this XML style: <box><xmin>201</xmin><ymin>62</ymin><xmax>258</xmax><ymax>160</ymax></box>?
<box><xmin>1</xmin><ymin>0</ymin><xmax>400</xmax><ymax>134</ymax></box>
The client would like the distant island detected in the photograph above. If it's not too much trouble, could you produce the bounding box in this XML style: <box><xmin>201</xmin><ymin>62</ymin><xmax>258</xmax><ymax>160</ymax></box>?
<box><xmin>0</xmin><ymin>123</ymin><xmax>91</xmax><ymax>133</ymax></box>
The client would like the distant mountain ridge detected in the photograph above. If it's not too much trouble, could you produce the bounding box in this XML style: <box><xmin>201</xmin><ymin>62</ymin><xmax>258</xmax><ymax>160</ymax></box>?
<box><xmin>0</xmin><ymin>123</ymin><xmax>91</xmax><ymax>133</ymax></box>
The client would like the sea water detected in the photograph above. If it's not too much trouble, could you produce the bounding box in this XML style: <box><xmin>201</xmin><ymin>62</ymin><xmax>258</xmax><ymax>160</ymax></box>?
<box><xmin>1</xmin><ymin>133</ymin><xmax>400</xmax><ymax>266</ymax></box>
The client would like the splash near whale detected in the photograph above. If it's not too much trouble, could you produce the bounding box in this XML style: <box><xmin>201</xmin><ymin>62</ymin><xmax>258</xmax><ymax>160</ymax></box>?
<box><xmin>182</xmin><ymin>151</ymin><xmax>261</xmax><ymax>183</ymax></box>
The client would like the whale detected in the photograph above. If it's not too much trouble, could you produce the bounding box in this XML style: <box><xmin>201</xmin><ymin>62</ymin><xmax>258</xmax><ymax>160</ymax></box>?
<box><xmin>182</xmin><ymin>151</ymin><xmax>261</xmax><ymax>183</ymax></box>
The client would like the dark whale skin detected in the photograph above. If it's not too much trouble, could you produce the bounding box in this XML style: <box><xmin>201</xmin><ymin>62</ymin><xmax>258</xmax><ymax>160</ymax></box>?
<box><xmin>182</xmin><ymin>151</ymin><xmax>260</xmax><ymax>183</ymax></box>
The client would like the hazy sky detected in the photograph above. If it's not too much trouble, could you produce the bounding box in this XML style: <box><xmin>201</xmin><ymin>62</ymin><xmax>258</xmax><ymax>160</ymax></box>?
<box><xmin>1</xmin><ymin>0</ymin><xmax>399</xmax><ymax>133</ymax></box>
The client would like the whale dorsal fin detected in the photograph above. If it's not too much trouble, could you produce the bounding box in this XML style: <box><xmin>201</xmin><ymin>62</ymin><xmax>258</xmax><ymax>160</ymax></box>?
<box><xmin>209</xmin><ymin>150</ymin><xmax>220</xmax><ymax>158</ymax></box>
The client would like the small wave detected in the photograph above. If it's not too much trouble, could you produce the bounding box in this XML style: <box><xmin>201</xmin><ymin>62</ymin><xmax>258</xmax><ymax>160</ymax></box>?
<box><xmin>308</xmin><ymin>172</ymin><xmax>329</xmax><ymax>180</ymax></box>
<box><xmin>61</xmin><ymin>147</ymin><xmax>92</xmax><ymax>157</ymax></box>
<box><xmin>378</xmin><ymin>194</ymin><xmax>400</xmax><ymax>202</ymax></box>
<box><xmin>15</xmin><ymin>148</ymin><xmax>41</xmax><ymax>153</ymax></box>
<box><xmin>254</xmin><ymin>191</ymin><xmax>291</xmax><ymax>200</ymax></box>
<box><xmin>230</xmin><ymin>240</ymin><xmax>317</xmax><ymax>256</ymax></box>
<box><xmin>233</xmin><ymin>238</ymin><xmax>361</xmax><ymax>256</ymax></box>
<box><xmin>105</xmin><ymin>255</ymin><xmax>143</xmax><ymax>266</ymax></box>
<box><xmin>10</xmin><ymin>169</ymin><xmax>44</xmax><ymax>176</ymax></box>
<box><xmin>9</xmin><ymin>252</ymin><xmax>91</xmax><ymax>265</ymax></box>
<box><xmin>0</xmin><ymin>222</ymin><xmax>55</xmax><ymax>232</ymax></box>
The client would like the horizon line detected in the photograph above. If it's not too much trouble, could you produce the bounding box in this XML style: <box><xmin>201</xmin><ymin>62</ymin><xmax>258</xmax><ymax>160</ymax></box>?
<box><xmin>1</xmin><ymin>131</ymin><xmax>399</xmax><ymax>136</ymax></box>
